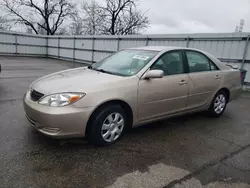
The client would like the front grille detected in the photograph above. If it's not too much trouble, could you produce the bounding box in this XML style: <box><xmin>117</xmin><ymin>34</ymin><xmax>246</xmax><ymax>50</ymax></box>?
<box><xmin>30</xmin><ymin>89</ymin><xmax>44</xmax><ymax>101</ymax></box>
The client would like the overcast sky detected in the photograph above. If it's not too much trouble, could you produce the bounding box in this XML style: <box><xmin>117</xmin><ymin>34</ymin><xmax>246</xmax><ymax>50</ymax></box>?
<box><xmin>133</xmin><ymin>0</ymin><xmax>250</xmax><ymax>34</ymax></box>
<box><xmin>3</xmin><ymin>0</ymin><xmax>250</xmax><ymax>34</ymax></box>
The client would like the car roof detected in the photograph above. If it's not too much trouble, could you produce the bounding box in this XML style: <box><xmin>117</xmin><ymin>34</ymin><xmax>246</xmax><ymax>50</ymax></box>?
<box><xmin>129</xmin><ymin>46</ymin><xmax>179</xmax><ymax>51</ymax></box>
<box><xmin>129</xmin><ymin>46</ymin><xmax>229</xmax><ymax>70</ymax></box>
<box><xmin>130</xmin><ymin>46</ymin><xmax>203</xmax><ymax>52</ymax></box>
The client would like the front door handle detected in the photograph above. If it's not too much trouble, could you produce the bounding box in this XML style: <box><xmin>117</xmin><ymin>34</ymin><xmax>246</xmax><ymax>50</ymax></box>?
<box><xmin>215</xmin><ymin>75</ymin><xmax>221</xmax><ymax>79</ymax></box>
<box><xmin>179</xmin><ymin>80</ymin><xmax>187</xmax><ymax>85</ymax></box>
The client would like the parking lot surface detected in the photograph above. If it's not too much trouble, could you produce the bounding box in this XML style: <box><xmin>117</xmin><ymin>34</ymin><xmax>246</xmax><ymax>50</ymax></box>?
<box><xmin>0</xmin><ymin>56</ymin><xmax>249</xmax><ymax>188</ymax></box>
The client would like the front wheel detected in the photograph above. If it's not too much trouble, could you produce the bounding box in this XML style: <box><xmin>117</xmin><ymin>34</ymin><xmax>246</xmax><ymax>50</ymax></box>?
<box><xmin>208</xmin><ymin>91</ymin><xmax>227</xmax><ymax>117</ymax></box>
<box><xmin>88</xmin><ymin>105</ymin><xmax>127</xmax><ymax>146</ymax></box>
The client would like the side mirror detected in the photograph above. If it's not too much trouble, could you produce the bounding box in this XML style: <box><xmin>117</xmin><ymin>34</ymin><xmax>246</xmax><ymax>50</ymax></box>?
<box><xmin>144</xmin><ymin>70</ymin><xmax>164</xmax><ymax>79</ymax></box>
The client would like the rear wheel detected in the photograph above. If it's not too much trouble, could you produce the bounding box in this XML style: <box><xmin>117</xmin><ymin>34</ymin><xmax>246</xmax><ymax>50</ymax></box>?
<box><xmin>88</xmin><ymin>105</ymin><xmax>127</xmax><ymax>146</ymax></box>
<box><xmin>208</xmin><ymin>90</ymin><xmax>227</xmax><ymax>117</ymax></box>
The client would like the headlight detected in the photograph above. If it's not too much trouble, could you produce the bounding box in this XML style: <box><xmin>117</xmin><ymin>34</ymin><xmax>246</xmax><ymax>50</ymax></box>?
<box><xmin>38</xmin><ymin>93</ymin><xmax>85</xmax><ymax>107</ymax></box>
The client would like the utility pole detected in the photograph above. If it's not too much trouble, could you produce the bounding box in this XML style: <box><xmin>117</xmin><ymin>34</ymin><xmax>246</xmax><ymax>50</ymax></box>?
<box><xmin>235</xmin><ymin>26</ymin><xmax>239</xmax><ymax>32</ymax></box>
<box><xmin>235</xmin><ymin>19</ymin><xmax>244</xmax><ymax>32</ymax></box>
<box><xmin>239</xmin><ymin>19</ymin><xmax>244</xmax><ymax>32</ymax></box>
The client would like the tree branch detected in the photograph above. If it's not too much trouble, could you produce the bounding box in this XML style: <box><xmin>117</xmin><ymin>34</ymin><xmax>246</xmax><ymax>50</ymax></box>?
<box><xmin>0</xmin><ymin>0</ymin><xmax>75</xmax><ymax>35</ymax></box>
<box><xmin>28</xmin><ymin>0</ymin><xmax>46</xmax><ymax>19</ymax></box>
<box><xmin>1</xmin><ymin>0</ymin><xmax>38</xmax><ymax>34</ymax></box>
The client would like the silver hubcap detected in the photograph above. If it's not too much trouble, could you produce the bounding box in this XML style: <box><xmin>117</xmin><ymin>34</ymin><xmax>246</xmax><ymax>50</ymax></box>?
<box><xmin>214</xmin><ymin>94</ymin><xmax>226</xmax><ymax>114</ymax></box>
<box><xmin>101</xmin><ymin>113</ymin><xmax>124</xmax><ymax>143</ymax></box>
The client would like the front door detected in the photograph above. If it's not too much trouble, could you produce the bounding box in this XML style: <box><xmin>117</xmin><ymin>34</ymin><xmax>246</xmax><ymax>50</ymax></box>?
<box><xmin>138</xmin><ymin>50</ymin><xmax>189</xmax><ymax>122</ymax></box>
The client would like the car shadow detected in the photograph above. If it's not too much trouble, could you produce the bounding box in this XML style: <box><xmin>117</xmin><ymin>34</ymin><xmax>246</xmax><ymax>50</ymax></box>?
<box><xmin>22</xmin><ymin>111</ymin><xmax>228</xmax><ymax>181</ymax></box>
<box><xmin>26</xmin><ymin>111</ymin><xmax>210</xmax><ymax>150</ymax></box>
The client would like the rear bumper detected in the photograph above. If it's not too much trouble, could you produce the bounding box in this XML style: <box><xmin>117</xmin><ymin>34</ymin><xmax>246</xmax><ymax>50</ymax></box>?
<box><xmin>23</xmin><ymin>91</ymin><xmax>94</xmax><ymax>138</ymax></box>
<box><xmin>229</xmin><ymin>86</ymin><xmax>242</xmax><ymax>102</ymax></box>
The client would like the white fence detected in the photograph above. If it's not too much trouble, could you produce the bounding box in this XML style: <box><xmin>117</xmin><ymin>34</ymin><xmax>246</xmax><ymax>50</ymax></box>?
<box><xmin>0</xmin><ymin>31</ymin><xmax>250</xmax><ymax>84</ymax></box>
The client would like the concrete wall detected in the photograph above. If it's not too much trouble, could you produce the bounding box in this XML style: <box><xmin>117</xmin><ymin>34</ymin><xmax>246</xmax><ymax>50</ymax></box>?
<box><xmin>0</xmin><ymin>31</ymin><xmax>250</xmax><ymax>84</ymax></box>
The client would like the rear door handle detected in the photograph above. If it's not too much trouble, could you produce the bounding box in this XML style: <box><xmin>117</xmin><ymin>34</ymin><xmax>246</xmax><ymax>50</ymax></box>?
<box><xmin>215</xmin><ymin>75</ymin><xmax>221</xmax><ymax>79</ymax></box>
<box><xmin>179</xmin><ymin>80</ymin><xmax>187</xmax><ymax>85</ymax></box>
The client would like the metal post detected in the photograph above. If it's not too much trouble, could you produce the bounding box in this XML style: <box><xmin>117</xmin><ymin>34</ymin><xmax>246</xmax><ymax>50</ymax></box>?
<box><xmin>46</xmin><ymin>36</ymin><xmax>48</xmax><ymax>57</ymax></box>
<box><xmin>241</xmin><ymin>35</ymin><xmax>250</xmax><ymax>69</ymax></box>
<box><xmin>73</xmin><ymin>37</ymin><xmax>76</xmax><ymax>67</ymax></box>
<box><xmin>117</xmin><ymin>37</ymin><xmax>120</xmax><ymax>51</ymax></box>
<box><xmin>186</xmin><ymin>36</ymin><xmax>190</xmax><ymax>47</ymax></box>
<box><xmin>145</xmin><ymin>37</ymin><xmax>149</xmax><ymax>46</ymax></box>
<box><xmin>15</xmin><ymin>33</ymin><xmax>18</xmax><ymax>55</ymax></box>
<box><xmin>58</xmin><ymin>37</ymin><xmax>60</xmax><ymax>59</ymax></box>
<box><xmin>91</xmin><ymin>37</ymin><xmax>95</xmax><ymax>63</ymax></box>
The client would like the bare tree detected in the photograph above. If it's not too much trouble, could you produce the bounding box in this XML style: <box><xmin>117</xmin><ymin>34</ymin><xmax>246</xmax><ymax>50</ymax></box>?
<box><xmin>74</xmin><ymin>0</ymin><xmax>149</xmax><ymax>35</ymax></box>
<box><xmin>69</xmin><ymin>0</ymin><xmax>105</xmax><ymax>35</ymax></box>
<box><xmin>100</xmin><ymin>0</ymin><xmax>150</xmax><ymax>35</ymax></box>
<box><xmin>0</xmin><ymin>0</ymin><xmax>76</xmax><ymax>35</ymax></box>
<box><xmin>55</xmin><ymin>26</ymin><xmax>69</xmax><ymax>35</ymax></box>
<box><xmin>114</xmin><ymin>6</ymin><xmax>149</xmax><ymax>35</ymax></box>
<box><xmin>0</xmin><ymin>16</ymin><xmax>11</xmax><ymax>30</ymax></box>
<box><xmin>81</xmin><ymin>0</ymin><xmax>105</xmax><ymax>35</ymax></box>
<box><xmin>69</xmin><ymin>13</ymin><xmax>85</xmax><ymax>35</ymax></box>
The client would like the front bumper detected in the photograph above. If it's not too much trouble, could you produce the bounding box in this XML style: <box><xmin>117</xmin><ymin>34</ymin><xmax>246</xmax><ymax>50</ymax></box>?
<box><xmin>23</xmin><ymin>91</ymin><xmax>94</xmax><ymax>138</ymax></box>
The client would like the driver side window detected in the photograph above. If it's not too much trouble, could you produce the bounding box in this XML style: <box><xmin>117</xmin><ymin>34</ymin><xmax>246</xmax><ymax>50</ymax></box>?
<box><xmin>151</xmin><ymin>51</ymin><xmax>185</xmax><ymax>76</ymax></box>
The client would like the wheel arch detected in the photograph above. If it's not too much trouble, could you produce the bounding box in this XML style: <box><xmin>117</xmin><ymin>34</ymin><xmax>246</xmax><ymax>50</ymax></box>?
<box><xmin>85</xmin><ymin>99</ymin><xmax>134</xmax><ymax>136</ymax></box>
<box><xmin>217</xmin><ymin>87</ymin><xmax>230</xmax><ymax>103</ymax></box>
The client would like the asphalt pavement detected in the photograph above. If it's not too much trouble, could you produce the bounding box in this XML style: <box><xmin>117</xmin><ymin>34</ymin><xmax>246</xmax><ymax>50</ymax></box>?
<box><xmin>0</xmin><ymin>56</ymin><xmax>249</xmax><ymax>188</ymax></box>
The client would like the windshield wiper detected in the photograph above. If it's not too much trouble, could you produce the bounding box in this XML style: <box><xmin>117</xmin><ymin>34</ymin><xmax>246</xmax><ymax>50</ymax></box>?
<box><xmin>88</xmin><ymin>66</ymin><xmax>119</xmax><ymax>76</ymax></box>
<box><xmin>96</xmin><ymin>69</ymin><xmax>119</xmax><ymax>76</ymax></box>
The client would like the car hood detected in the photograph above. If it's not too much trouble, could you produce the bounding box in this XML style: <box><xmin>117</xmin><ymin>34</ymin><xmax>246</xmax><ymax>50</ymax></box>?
<box><xmin>31</xmin><ymin>67</ymin><xmax>128</xmax><ymax>95</ymax></box>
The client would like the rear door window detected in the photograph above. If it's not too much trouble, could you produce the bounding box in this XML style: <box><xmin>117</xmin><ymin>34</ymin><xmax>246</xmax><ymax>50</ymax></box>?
<box><xmin>186</xmin><ymin>51</ymin><xmax>210</xmax><ymax>72</ymax></box>
<box><xmin>185</xmin><ymin>51</ymin><xmax>219</xmax><ymax>72</ymax></box>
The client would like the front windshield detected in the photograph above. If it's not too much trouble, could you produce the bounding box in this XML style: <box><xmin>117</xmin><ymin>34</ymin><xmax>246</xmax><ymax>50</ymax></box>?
<box><xmin>91</xmin><ymin>49</ymin><xmax>158</xmax><ymax>76</ymax></box>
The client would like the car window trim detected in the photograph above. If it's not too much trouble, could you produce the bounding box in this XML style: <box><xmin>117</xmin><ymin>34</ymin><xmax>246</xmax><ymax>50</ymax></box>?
<box><xmin>183</xmin><ymin>49</ymin><xmax>219</xmax><ymax>73</ymax></box>
<box><xmin>146</xmin><ymin>49</ymin><xmax>188</xmax><ymax>77</ymax></box>
<box><xmin>209</xmin><ymin>59</ymin><xmax>219</xmax><ymax>71</ymax></box>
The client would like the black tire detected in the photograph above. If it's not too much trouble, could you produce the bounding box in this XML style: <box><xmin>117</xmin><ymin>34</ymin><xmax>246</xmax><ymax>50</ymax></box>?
<box><xmin>208</xmin><ymin>90</ymin><xmax>227</xmax><ymax>118</ymax></box>
<box><xmin>87</xmin><ymin>104</ymin><xmax>127</xmax><ymax>146</ymax></box>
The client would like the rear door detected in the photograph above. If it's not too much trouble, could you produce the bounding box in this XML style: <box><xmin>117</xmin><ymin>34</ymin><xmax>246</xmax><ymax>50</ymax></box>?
<box><xmin>184</xmin><ymin>50</ymin><xmax>222</xmax><ymax>110</ymax></box>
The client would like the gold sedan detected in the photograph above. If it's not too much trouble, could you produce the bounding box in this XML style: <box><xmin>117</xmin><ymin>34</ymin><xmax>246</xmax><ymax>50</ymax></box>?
<box><xmin>23</xmin><ymin>46</ymin><xmax>242</xmax><ymax>146</ymax></box>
